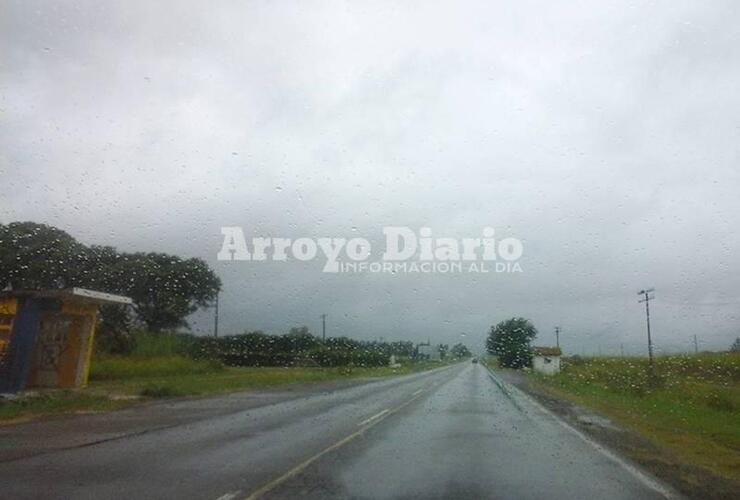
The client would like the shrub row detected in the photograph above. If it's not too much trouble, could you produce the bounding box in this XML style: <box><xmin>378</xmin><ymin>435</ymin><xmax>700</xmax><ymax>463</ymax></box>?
<box><xmin>96</xmin><ymin>329</ymin><xmax>411</xmax><ymax>368</ymax></box>
<box><xmin>189</xmin><ymin>335</ymin><xmax>391</xmax><ymax>367</ymax></box>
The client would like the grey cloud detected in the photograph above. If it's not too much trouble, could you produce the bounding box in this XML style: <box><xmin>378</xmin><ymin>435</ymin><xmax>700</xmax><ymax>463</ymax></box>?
<box><xmin>2</xmin><ymin>0</ymin><xmax>739</xmax><ymax>354</ymax></box>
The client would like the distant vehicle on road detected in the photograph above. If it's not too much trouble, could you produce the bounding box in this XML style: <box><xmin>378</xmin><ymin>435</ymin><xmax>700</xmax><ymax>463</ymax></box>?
<box><xmin>471</xmin><ymin>357</ymin><xmax>478</xmax><ymax>364</ymax></box>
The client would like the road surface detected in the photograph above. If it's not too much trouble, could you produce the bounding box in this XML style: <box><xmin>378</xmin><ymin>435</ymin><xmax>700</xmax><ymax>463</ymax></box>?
<box><xmin>0</xmin><ymin>363</ymin><xmax>677</xmax><ymax>500</ymax></box>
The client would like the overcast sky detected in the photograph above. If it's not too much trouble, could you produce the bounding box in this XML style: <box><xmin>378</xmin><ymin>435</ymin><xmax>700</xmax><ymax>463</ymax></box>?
<box><xmin>2</xmin><ymin>1</ymin><xmax>739</xmax><ymax>354</ymax></box>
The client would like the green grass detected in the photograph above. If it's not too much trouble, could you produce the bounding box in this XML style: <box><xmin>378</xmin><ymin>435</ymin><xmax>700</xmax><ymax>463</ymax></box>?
<box><xmin>90</xmin><ymin>355</ymin><xmax>225</xmax><ymax>380</ymax></box>
<box><xmin>89</xmin><ymin>358</ymin><xmax>447</xmax><ymax>397</ymax></box>
<box><xmin>0</xmin><ymin>355</ymin><xmax>449</xmax><ymax>423</ymax></box>
<box><xmin>128</xmin><ymin>331</ymin><xmax>192</xmax><ymax>357</ymax></box>
<box><xmin>530</xmin><ymin>353</ymin><xmax>740</xmax><ymax>481</ymax></box>
<box><xmin>2</xmin><ymin>325</ymin><xmax>457</xmax><ymax>423</ymax></box>
<box><xmin>0</xmin><ymin>391</ymin><xmax>130</xmax><ymax>423</ymax></box>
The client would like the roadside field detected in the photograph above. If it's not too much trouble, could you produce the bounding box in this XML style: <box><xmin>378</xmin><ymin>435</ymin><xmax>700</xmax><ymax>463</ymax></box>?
<box><xmin>90</xmin><ymin>355</ymin><xmax>446</xmax><ymax>397</ymax></box>
<box><xmin>529</xmin><ymin>353</ymin><xmax>740</xmax><ymax>481</ymax></box>
<box><xmin>0</xmin><ymin>355</ymin><xmax>450</xmax><ymax>423</ymax></box>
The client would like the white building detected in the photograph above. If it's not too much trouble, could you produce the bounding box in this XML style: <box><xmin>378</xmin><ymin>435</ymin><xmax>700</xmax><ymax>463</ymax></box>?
<box><xmin>532</xmin><ymin>346</ymin><xmax>562</xmax><ymax>375</ymax></box>
<box><xmin>417</xmin><ymin>344</ymin><xmax>441</xmax><ymax>361</ymax></box>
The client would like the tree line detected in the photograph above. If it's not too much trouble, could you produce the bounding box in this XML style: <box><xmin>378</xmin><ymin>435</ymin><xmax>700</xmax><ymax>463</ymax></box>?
<box><xmin>189</xmin><ymin>328</ymin><xmax>472</xmax><ymax>367</ymax></box>
<box><xmin>0</xmin><ymin>221</ymin><xmax>477</xmax><ymax>366</ymax></box>
<box><xmin>0</xmin><ymin>221</ymin><xmax>221</xmax><ymax>333</ymax></box>
<box><xmin>103</xmin><ymin>327</ymin><xmax>470</xmax><ymax>368</ymax></box>
<box><xmin>190</xmin><ymin>327</ymin><xmax>412</xmax><ymax>367</ymax></box>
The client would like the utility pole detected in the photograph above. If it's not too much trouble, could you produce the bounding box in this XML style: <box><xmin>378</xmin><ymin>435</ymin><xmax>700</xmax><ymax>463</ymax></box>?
<box><xmin>637</xmin><ymin>288</ymin><xmax>655</xmax><ymax>369</ymax></box>
<box><xmin>554</xmin><ymin>326</ymin><xmax>561</xmax><ymax>349</ymax></box>
<box><xmin>214</xmin><ymin>292</ymin><xmax>219</xmax><ymax>338</ymax></box>
<box><xmin>620</xmin><ymin>343</ymin><xmax>624</xmax><ymax>356</ymax></box>
<box><xmin>320</xmin><ymin>313</ymin><xmax>327</xmax><ymax>341</ymax></box>
<box><xmin>693</xmin><ymin>334</ymin><xmax>699</xmax><ymax>354</ymax></box>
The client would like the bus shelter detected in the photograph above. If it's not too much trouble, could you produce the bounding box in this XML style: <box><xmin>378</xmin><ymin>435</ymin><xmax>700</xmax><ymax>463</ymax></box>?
<box><xmin>0</xmin><ymin>288</ymin><xmax>132</xmax><ymax>393</ymax></box>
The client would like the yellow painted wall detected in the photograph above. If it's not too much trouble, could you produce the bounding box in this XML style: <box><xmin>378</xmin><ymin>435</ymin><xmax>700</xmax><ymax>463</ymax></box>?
<box><xmin>0</xmin><ymin>298</ymin><xmax>17</xmax><ymax>315</ymax></box>
<box><xmin>28</xmin><ymin>301</ymin><xmax>99</xmax><ymax>389</ymax></box>
<box><xmin>62</xmin><ymin>302</ymin><xmax>98</xmax><ymax>387</ymax></box>
<box><xmin>0</xmin><ymin>298</ymin><xmax>17</xmax><ymax>365</ymax></box>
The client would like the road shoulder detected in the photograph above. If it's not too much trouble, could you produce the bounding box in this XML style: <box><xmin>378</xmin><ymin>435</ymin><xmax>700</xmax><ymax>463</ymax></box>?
<box><xmin>0</xmin><ymin>375</ymin><xmax>397</xmax><ymax>463</ymax></box>
<box><xmin>495</xmin><ymin>368</ymin><xmax>738</xmax><ymax>500</ymax></box>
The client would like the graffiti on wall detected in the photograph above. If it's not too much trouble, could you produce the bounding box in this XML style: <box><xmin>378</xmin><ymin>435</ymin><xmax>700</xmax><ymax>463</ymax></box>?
<box><xmin>37</xmin><ymin>316</ymin><xmax>72</xmax><ymax>372</ymax></box>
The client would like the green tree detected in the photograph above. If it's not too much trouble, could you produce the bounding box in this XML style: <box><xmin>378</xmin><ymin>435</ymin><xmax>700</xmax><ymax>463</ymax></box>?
<box><xmin>438</xmin><ymin>343</ymin><xmax>449</xmax><ymax>359</ymax></box>
<box><xmin>389</xmin><ymin>340</ymin><xmax>414</xmax><ymax>357</ymax></box>
<box><xmin>487</xmin><ymin>317</ymin><xmax>537</xmax><ymax>368</ymax></box>
<box><xmin>731</xmin><ymin>338</ymin><xmax>740</xmax><ymax>353</ymax></box>
<box><xmin>0</xmin><ymin>222</ymin><xmax>89</xmax><ymax>289</ymax></box>
<box><xmin>280</xmin><ymin>326</ymin><xmax>320</xmax><ymax>352</ymax></box>
<box><xmin>0</xmin><ymin>222</ymin><xmax>221</xmax><ymax>332</ymax></box>
<box><xmin>450</xmin><ymin>342</ymin><xmax>471</xmax><ymax>358</ymax></box>
<box><xmin>112</xmin><ymin>252</ymin><xmax>221</xmax><ymax>331</ymax></box>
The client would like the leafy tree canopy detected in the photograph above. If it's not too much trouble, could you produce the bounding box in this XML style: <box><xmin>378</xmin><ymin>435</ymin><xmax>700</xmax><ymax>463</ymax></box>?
<box><xmin>450</xmin><ymin>342</ymin><xmax>471</xmax><ymax>358</ymax></box>
<box><xmin>486</xmin><ymin>317</ymin><xmax>537</xmax><ymax>368</ymax></box>
<box><xmin>0</xmin><ymin>221</ymin><xmax>221</xmax><ymax>332</ymax></box>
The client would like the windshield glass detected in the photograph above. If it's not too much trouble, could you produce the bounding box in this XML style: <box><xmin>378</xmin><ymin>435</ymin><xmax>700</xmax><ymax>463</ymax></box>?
<box><xmin>1</xmin><ymin>2</ymin><xmax>738</xmax><ymax>500</ymax></box>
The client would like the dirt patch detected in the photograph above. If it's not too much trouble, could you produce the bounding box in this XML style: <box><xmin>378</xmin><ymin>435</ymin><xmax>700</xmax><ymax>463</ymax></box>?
<box><xmin>495</xmin><ymin>369</ymin><xmax>739</xmax><ymax>500</ymax></box>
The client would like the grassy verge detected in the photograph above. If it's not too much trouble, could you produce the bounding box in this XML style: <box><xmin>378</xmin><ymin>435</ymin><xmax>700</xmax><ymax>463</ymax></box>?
<box><xmin>89</xmin><ymin>356</ymin><xmax>446</xmax><ymax>397</ymax></box>
<box><xmin>0</xmin><ymin>356</ymin><xmax>450</xmax><ymax>424</ymax></box>
<box><xmin>0</xmin><ymin>392</ymin><xmax>131</xmax><ymax>424</ymax></box>
<box><xmin>529</xmin><ymin>353</ymin><xmax>740</xmax><ymax>481</ymax></box>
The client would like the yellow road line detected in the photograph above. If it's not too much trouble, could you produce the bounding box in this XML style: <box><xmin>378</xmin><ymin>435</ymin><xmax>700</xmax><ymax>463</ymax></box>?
<box><xmin>357</xmin><ymin>409</ymin><xmax>390</xmax><ymax>427</ymax></box>
<box><xmin>216</xmin><ymin>492</ymin><xmax>241</xmax><ymax>500</ymax></box>
<box><xmin>243</xmin><ymin>393</ymin><xmax>424</xmax><ymax>500</ymax></box>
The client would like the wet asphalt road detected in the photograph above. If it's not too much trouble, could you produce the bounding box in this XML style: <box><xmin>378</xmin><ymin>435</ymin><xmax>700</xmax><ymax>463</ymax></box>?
<box><xmin>0</xmin><ymin>363</ymin><xmax>675</xmax><ymax>500</ymax></box>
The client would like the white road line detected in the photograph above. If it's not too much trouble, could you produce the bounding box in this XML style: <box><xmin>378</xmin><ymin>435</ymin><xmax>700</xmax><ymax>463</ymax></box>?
<box><xmin>485</xmin><ymin>367</ymin><xmax>680</xmax><ymax>500</ymax></box>
<box><xmin>244</xmin><ymin>393</ymin><xmax>424</xmax><ymax>500</ymax></box>
<box><xmin>412</xmin><ymin>389</ymin><xmax>423</xmax><ymax>396</ymax></box>
<box><xmin>357</xmin><ymin>409</ymin><xmax>390</xmax><ymax>427</ymax></box>
<box><xmin>216</xmin><ymin>491</ymin><xmax>241</xmax><ymax>500</ymax></box>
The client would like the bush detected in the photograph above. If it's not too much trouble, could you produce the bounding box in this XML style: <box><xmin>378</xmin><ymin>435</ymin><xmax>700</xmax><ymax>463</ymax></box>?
<box><xmin>131</xmin><ymin>331</ymin><xmax>195</xmax><ymax>357</ymax></box>
<box><xmin>705</xmin><ymin>392</ymin><xmax>737</xmax><ymax>412</ymax></box>
<box><xmin>188</xmin><ymin>333</ymin><xmax>392</xmax><ymax>368</ymax></box>
<box><xmin>95</xmin><ymin>330</ymin><xmax>137</xmax><ymax>356</ymax></box>
<box><xmin>95</xmin><ymin>330</ymin><xmax>196</xmax><ymax>357</ymax></box>
<box><xmin>95</xmin><ymin>304</ymin><xmax>135</xmax><ymax>355</ymax></box>
<box><xmin>564</xmin><ymin>355</ymin><xmax>586</xmax><ymax>367</ymax></box>
<box><xmin>308</xmin><ymin>347</ymin><xmax>388</xmax><ymax>367</ymax></box>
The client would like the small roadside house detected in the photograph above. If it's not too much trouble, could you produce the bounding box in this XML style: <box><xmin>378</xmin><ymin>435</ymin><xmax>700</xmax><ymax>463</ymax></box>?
<box><xmin>417</xmin><ymin>343</ymin><xmax>440</xmax><ymax>361</ymax></box>
<box><xmin>0</xmin><ymin>288</ymin><xmax>132</xmax><ymax>393</ymax></box>
<box><xmin>532</xmin><ymin>346</ymin><xmax>562</xmax><ymax>375</ymax></box>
